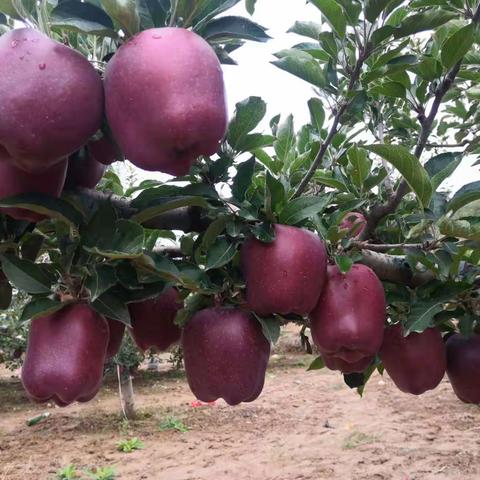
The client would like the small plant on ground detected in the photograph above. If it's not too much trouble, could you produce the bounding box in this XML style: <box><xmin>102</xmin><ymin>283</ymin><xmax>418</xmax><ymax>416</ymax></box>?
<box><xmin>117</xmin><ymin>437</ymin><xmax>144</xmax><ymax>453</ymax></box>
<box><xmin>84</xmin><ymin>466</ymin><xmax>116</xmax><ymax>480</ymax></box>
<box><xmin>159</xmin><ymin>415</ymin><xmax>189</xmax><ymax>433</ymax></box>
<box><xmin>56</xmin><ymin>464</ymin><xmax>79</xmax><ymax>479</ymax></box>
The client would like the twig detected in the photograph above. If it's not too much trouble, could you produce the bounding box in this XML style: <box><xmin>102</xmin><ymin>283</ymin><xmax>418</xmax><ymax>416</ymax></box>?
<box><xmin>351</xmin><ymin>241</ymin><xmax>437</xmax><ymax>253</ymax></box>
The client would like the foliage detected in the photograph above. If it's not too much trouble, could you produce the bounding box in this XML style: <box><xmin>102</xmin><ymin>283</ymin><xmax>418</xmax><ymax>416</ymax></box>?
<box><xmin>159</xmin><ymin>415</ymin><xmax>189</xmax><ymax>433</ymax></box>
<box><xmin>116</xmin><ymin>437</ymin><xmax>144</xmax><ymax>453</ymax></box>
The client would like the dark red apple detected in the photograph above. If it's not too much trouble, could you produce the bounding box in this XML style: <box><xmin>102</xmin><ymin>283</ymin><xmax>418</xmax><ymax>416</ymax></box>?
<box><xmin>380</xmin><ymin>323</ymin><xmax>446</xmax><ymax>394</ymax></box>
<box><xmin>310</xmin><ymin>264</ymin><xmax>386</xmax><ymax>373</ymax></box>
<box><xmin>240</xmin><ymin>224</ymin><xmax>328</xmax><ymax>316</ymax></box>
<box><xmin>182</xmin><ymin>307</ymin><xmax>270</xmax><ymax>405</ymax></box>
<box><xmin>21</xmin><ymin>303</ymin><xmax>109</xmax><ymax>406</ymax></box>
<box><xmin>104</xmin><ymin>27</ymin><xmax>227</xmax><ymax>175</ymax></box>
<box><xmin>64</xmin><ymin>148</ymin><xmax>106</xmax><ymax>190</ymax></box>
<box><xmin>446</xmin><ymin>334</ymin><xmax>480</xmax><ymax>404</ymax></box>
<box><xmin>106</xmin><ymin>318</ymin><xmax>125</xmax><ymax>359</ymax></box>
<box><xmin>88</xmin><ymin>136</ymin><xmax>117</xmax><ymax>166</ymax></box>
<box><xmin>339</xmin><ymin>212</ymin><xmax>366</xmax><ymax>238</ymax></box>
<box><xmin>0</xmin><ymin>150</ymin><xmax>67</xmax><ymax>222</ymax></box>
<box><xmin>128</xmin><ymin>288</ymin><xmax>182</xmax><ymax>351</ymax></box>
<box><xmin>0</xmin><ymin>28</ymin><xmax>103</xmax><ymax>173</ymax></box>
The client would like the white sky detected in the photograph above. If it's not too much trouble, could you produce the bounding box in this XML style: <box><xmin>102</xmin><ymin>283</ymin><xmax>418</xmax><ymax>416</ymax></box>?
<box><xmin>126</xmin><ymin>0</ymin><xmax>479</xmax><ymax>192</ymax></box>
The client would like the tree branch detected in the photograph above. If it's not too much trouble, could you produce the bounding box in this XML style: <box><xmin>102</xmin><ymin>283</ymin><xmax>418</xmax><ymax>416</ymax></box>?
<box><xmin>292</xmin><ymin>47</ymin><xmax>368</xmax><ymax>199</ymax></box>
<box><xmin>76</xmin><ymin>188</ymin><xmax>209</xmax><ymax>232</ymax></box>
<box><xmin>351</xmin><ymin>241</ymin><xmax>436</xmax><ymax>253</ymax></box>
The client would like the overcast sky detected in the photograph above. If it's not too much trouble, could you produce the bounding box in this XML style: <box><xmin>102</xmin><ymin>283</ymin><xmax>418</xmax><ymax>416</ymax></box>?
<box><xmin>129</xmin><ymin>0</ymin><xmax>479</xmax><ymax>192</ymax></box>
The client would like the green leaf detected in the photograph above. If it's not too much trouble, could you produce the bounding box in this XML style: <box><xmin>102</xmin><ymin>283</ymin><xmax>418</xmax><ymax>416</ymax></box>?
<box><xmin>365</xmin><ymin>0</ymin><xmax>395</xmax><ymax>22</ymax></box>
<box><xmin>314</xmin><ymin>170</ymin><xmax>349</xmax><ymax>191</ymax></box>
<box><xmin>347</xmin><ymin>146</ymin><xmax>371</xmax><ymax>188</ymax></box>
<box><xmin>288</xmin><ymin>21</ymin><xmax>322</xmax><ymax>40</ymax></box>
<box><xmin>394</xmin><ymin>10</ymin><xmax>456</xmax><ymax>39</ymax></box>
<box><xmin>438</xmin><ymin>217</ymin><xmax>480</xmax><ymax>241</ymax></box>
<box><xmin>447</xmin><ymin>181</ymin><xmax>480</xmax><ymax>213</ymax></box>
<box><xmin>20</xmin><ymin>298</ymin><xmax>65</xmax><ymax>322</ymax></box>
<box><xmin>254</xmin><ymin>314</ymin><xmax>281</xmax><ymax>345</ymax></box>
<box><xmin>274</xmin><ymin>115</ymin><xmax>295</xmax><ymax>163</ymax></box>
<box><xmin>405</xmin><ymin>301</ymin><xmax>445</xmax><ymax>334</ymax></box>
<box><xmin>0</xmin><ymin>194</ymin><xmax>84</xmax><ymax>227</ymax></box>
<box><xmin>131</xmin><ymin>197</ymin><xmax>208</xmax><ymax>224</ymax></box>
<box><xmin>201</xmin><ymin>216</ymin><xmax>229</xmax><ymax>251</ymax></box>
<box><xmin>307</xmin><ymin>356</ymin><xmax>326</xmax><ymax>371</ymax></box>
<box><xmin>1</xmin><ymin>254</ymin><xmax>54</xmax><ymax>294</ymax></box>
<box><xmin>265</xmin><ymin>172</ymin><xmax>286</xmax><ymax>214</ymax></box>
<box><xmin>205</xmin><ymin>238</ymin><xmax>237</xmax><ymax>270</ymax></box>
<box><xmin>228</xmin><ymin>97</ymin><xmax>267</xmax><ymax>150</ymax></box>
<box><xmin>237</xmin><ymin>133</ymin><xmax>275</xmax><ymax>151</ymax></box>
<box><xmin>365</xmin><ymin>144</ymin><xmax>433</xmax><ymax>208</ymax></box>
<box><xmin>137</xmin><ymin>0</ymin><xmax>169</xmax><ymax>29</ymax></box>
<box><xmin>232</xmin><ymin>157</ymin><xmax>255</xmax><ymax>202</ymax></box>
<box><xmin>424</xmin><ymin>152</ymin><xmax>461</xmax><ymax>191</ymax></box>
<box><xmin>278</xmin><ymin>194</ymin><xmax>332</xmax><ymax>225</ymax></box>
<box><xmin>91</xmin><ymin>291</ymin><xmax>131</xmax><ymax>326</ymax></box>
<box><xmin>370</xmin><ymin>81</ymin><xmax>406</xmax><ymax>98</ymax></box>
<box><xmin>308</xmin><ymin>0</ymin><xmax>346</xmax><ymax>38</ymax></box>
<box><xmin>245</xmin><ymin>0</ymin><xmax>257</xmax><ymax>14</ymax></box>
<box><xmin>441</xmin><ymin>23</ymin><xmax>475</xmax><ymax>70</ymax></box>
<box><xmin>335</xmin><ymin>255</ymin><xmax>354</xmax><ymax>273</ymax></box>
<box><xmin>201</xmin><ymin>16</ymin><xmax>270</xmax><ymax>42</ymax></box>
<box><xmin>250</xmin><ymin>222</ymin><xmax>275</xmax><ymax>242</ymax></box>
<box><xmin>86</xmin><ymin>264</ymin><xmax>118</xmax><ymax>302</ymax></box>
<box><xmin>272</xmin><ymin>49</ymin><xmax>326</xmax><ymax>88</ymax></box>
<box><xmin>51</xmin><ymin>0</ymin><xmax>117</xmax><ymax>36</ymax></box>
<box><xmin>308</xmin><ymin>98</ymin><xmax>325</xmax><ymax>132</ymax></box>
<box><xmin>101</xmin><ymin>0</ymin><xmax>139</xmax><ymax>36</ymax></box>
<box><xmin>415</xmin><ymin>56</ymin><xmax>443</xmax><ymax>81</ymax></box>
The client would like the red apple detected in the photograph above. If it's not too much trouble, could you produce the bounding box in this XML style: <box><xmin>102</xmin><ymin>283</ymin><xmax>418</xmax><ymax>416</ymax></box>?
<box><xmin>310</xmin><ymin>264</ymin><xmax>386</xmax><ymax>373</ymax></box>
<box><xmin>339</xmin><ymin>212</ymin><xmax>366</xmax><ymax>239</ymax></box>
<box><xmin>21</xmin><ymin>303</ymin><xmax>109</xmax><ymax>406</ymax></box>
<box><xmin>0</xmin><ymin>29</ymin><xmax>103</xmax><ymax>173</ymax></box>
<box><xmin>182</xmin><ymin>307</ymin><xmax>270</xmax><ymax>405</ymax></box>
<box><xmin>0</xmin><ymin>150</ymin><xmax>67</xmax><ymax>222</ymax></box>
<box><xmin>104</xmin><ymin>28</ymin><xmax>227</xmax><ymax>175</ymax></box>
<box><xmin>240</xmin><ymin>224</ymin><xmax>328</xmax><ymax>316</ymax></box>
<box><xmin>128</xmin><ymin>288</ymin><xmax>182</xmax><ymax>351</ymax></box>
<box><xmin>446</xmin><ymin>334</ymin><xmax>480</xmax><ymax>404</ymax></box>
<box><xmin>88</xmin><ymin>136</ymin><xmax>118</xmax><ymax>166</ymax></box>
<box><xmin>380</xmin><ymin>324</ymin><xmax>446</xmax><ymax>394</ymax></box>
<box><xmin>64</xmin><ymin>148</ymin><xmax>106</xmax><ymax>190</ymax></box>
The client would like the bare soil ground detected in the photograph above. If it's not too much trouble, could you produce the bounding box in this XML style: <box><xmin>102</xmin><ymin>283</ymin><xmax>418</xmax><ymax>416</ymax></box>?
<box><xmin>0</xmin><ymin>328</ymin><xmax>479</xmax><ymax>480</ymax></box>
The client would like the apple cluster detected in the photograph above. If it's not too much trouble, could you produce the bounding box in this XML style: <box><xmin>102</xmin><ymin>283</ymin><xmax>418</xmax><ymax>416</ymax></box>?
<box><xmin>0</xmin><ymin>27</ymin><xmax>227</xmax><ymax>221</ymax></box>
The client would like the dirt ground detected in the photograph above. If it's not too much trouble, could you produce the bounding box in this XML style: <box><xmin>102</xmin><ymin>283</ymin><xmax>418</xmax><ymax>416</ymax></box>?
<box><xmin>0</xmin><ymin>328</ymin><xmax>479</xmax><ymax>480</ymax></box>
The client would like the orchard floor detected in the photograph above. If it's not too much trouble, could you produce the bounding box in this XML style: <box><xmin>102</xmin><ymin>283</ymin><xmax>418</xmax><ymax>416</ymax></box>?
<box><xmin>1</xmin><ymin>330</ymin><xmax>480</xmax><ymax>480</ymax></box>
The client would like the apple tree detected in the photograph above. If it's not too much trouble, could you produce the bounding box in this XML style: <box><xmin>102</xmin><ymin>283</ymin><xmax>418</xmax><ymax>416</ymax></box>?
<box><xmin>0</xmin><ymin>0</ymin><xmax>480</xmax><ymax>411</ymax></box>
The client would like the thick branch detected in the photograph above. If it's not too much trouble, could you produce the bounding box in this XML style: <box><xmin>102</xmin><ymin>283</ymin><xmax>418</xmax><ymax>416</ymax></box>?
<box><xmin>76</xmin><ymin>188</ymin><xmax>209</xmax><ymax>232</ymax></box>
<box><xmin>292</xmin><ymin>48</ymin><xmax>368</xmax><ymax>199</ymax></box>
<box><xmin>359</xmin><ymin>250</ymin><xmax>434</xmax><ymax>287</ymax></box>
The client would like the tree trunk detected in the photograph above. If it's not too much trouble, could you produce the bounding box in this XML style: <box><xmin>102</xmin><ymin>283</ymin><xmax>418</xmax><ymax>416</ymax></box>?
<box><xmin>117</xmin><ymin>365</ymin><xmax>136</xmax><ymax>420</ymax></box>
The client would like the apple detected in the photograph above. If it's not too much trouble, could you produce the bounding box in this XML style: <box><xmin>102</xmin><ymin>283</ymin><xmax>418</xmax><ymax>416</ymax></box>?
<box><xmin>310</xmin><ymin>264</ymin><xmax>386</xmax><ymax>373</ymax></box>
<box><xmin>64</xmin><ymin>147</ymin><xmax>106</xmax><ymax>190</ymax></box>
<box><xmin>339</xmin><ymin>212</ymin><xmax>366</xmax><ymax>239</ymax></box>
<box><xmin>128</xmin><ymin>288</ymin><xmax>182</xmax><ymax>351</ymax></box>
<box><xmin>380</xmin><ymin>323</ymin><xmax>446</xmax><ymax>394</ymax></box>
<box><xmin>446</xmin><ymin>334</ymin><xmax>480</xmax><ymax>404</ymax></box>
<box><xmin>0</xmin><ymin>149</ymin><xmax>67</xmax><ymax>222</ymax></box>
<box><xmin>0</xmin><ymin>29</ymin><xmax>103</xmax><ymax>173</ymax></box>
<box><xmin>88</xmin><ymin>136</ymin><xmax>117</xmax><ymax>166</ymax></box>
<box><xmin>182</xmin><ymin>307</ymin><xmax>270</xmax><ymax>405</ymax></box>
<box><xmin>106</xmin><ymin>318</ymin><xmax>125</xmax><ymax>359</ymax></box>
<box><xmin>240</xmin><ymin>224</ymin><xmax>328</xmax><ymax>315</ymax></box>
<box><xmin>21</xmin><ymin>303</ymin><xmax>109</xmax><ymax>406</ymax></box>
<box><xmin>104</xmin><ymin>28</ymin><xmax>227</xmax><ymax>175</ymax></box>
